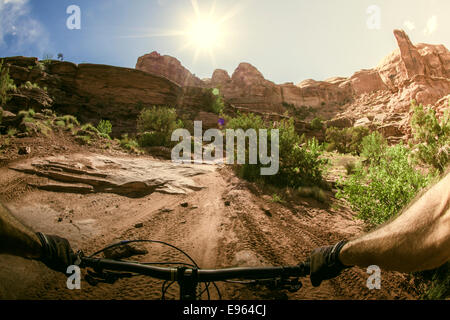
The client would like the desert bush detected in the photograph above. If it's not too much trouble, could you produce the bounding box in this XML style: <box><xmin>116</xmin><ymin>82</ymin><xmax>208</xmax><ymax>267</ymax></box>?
<box><xmin>20</xmin><ymin>81</ymin><xmax>40</xmax><ymax>90</ymax></box>
<box><xmin>360</xmin><ymin>131</ymin><xmax>387</xmax><ymax>164</ymax></box>
<box><xmin>97</xmin><ymin>119</ymin><xmax>112</xmax><ymax>137</ymax></box>
<box><xmin>60</xmin><ymin>115</ymin><xmax>79</xmax><ymax>126</ymax></box>
<box><xmin>0</xmin><ymin>60</ymin><xmax>16</xmax><ymax>106</ymax></box>
<box><xmin>80</xmin><ymin>123</ymin><xmax>99</xmax><ymax>134</ymax></box>
<box><xmin>55</xmin><ymin>120</ymin><xmax>66</xmax><ymax>128</ymax></box>
<box><xmin>227</xmin><ymin>113</ymin><xmax>326</xmax><ymax>189</ymax></box>
<box><xmin>410</xmin><ymin>101</ymin><xmax>449</xmax><ymax>173</ymax></box>
<box><xmin>310</xmin><ymin>117</ymin><xmax>323</xmax><ymax>130</ymax></box>
<box><xmin>75</xmin><ymin>135</ymin><xmax>91</xmax><ymax>145</ymax></box>
<box><xmin>137</xmin><ymin>106</ymin><xmax>183</xmax><ymax>147</ymax></box>
<box><xmin>7</xmin><ymin>128</ymin><xmax>17</xmax><ymax>137</ymax></box>
<box><xmin>325</xmin><ymin>126</ymin><xmax>370</xmax><ymax>155</ymax></box>
<box><xmin>18</xmin><ymin>109</ymin><xmax>36</xmax><ymax>124</ymax></box>
<box><xmin>337</xmin><ymin>143</ymin><xmax>433</xmax><ymax>225</ymax></box>
<box><xmin>119</xmin><ymin>134</ymin><xmax>141</xmax><ymax>153</ymax></box>
<box><xmin>271</xmin><ymin>193</ymin><xmax>285</xmax><ymax>204</ymax></box>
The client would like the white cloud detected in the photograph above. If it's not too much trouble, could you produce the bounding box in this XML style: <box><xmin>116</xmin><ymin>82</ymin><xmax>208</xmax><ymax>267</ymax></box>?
<box><xmin>423</xmin><ymin>15</ymin><xmax>438</xmax><ymax>35</ymax></box>
<box><xmin>403</xmin><ymin>20</ymin><xmax>415</xmax><ymax>31</ymax></box>
<box><xmin>0</xmin><ymin>0</ymin><xmax>48</xmax><ymax>54</ymax></box>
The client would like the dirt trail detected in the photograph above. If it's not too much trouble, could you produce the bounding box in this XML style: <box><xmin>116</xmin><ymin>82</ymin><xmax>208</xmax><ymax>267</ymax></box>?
<box><xmin>0</xmin><ymin>153</ymin><xmax>419</xmax><ymax>300</ymax></box>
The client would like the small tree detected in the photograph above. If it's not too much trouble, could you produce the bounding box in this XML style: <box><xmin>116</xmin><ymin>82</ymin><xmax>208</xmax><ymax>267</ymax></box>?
<box><xmin>57</xmin><ymin>53</ymin><xmax>64</xmax><ymax>61</ymax></box>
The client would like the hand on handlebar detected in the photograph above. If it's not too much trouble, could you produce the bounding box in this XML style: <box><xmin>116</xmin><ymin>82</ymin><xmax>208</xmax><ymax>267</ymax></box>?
<box><xmin>307</xmin><ymin>240</ymin><xmax>352</xmax><ymax>287</ymax></box>
<box><xmin>36</xmin><ymin>232</ymin><xmax>76</xmax><ymax>274</ymax></box>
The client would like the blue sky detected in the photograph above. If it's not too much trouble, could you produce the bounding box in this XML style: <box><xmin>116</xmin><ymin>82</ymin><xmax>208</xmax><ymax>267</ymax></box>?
<box><xmin>0</xmin><ymin>0</ymin><xmax>449</xmax><ymax>84</ymax></box>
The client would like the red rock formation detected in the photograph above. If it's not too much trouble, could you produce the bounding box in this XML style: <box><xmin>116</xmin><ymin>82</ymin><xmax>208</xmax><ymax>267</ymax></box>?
<box><xmin>136</xmin><ymin>51</ymin><xmax>203</xmax><ymax>87</ymax></box>
<box><xmin>3</xmin><ymin>57</ymin><xmax>218</xmax><ymax>136</ymax></box>
<box><xmin>3</xmin><ymin>30</ymin><xmax>448</xmax><ymax>141</ymax></box>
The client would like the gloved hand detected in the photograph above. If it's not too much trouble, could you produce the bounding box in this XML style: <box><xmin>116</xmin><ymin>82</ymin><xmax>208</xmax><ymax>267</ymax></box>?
<box><xmin>36</xmin><ymin>232</ymin><xmax>75</xmax><ymax>273</ymax></box>
<box><xmin>308</xmin><ymin>240</ymin><xmax>352</xmax><ymax>287</ymax></box>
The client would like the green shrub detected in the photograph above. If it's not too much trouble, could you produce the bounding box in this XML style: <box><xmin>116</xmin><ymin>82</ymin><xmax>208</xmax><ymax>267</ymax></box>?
<box><xmin>337</xmin><ymin>143</ymin><xmax>433</xmax><ymax>225</ymax></box>
<box><xmin>7</xmin><ymin>128</ymin><xmax>17</xmax><ymax>137</ymax></box>
<box><xmin>361</xmin><ymin>131</ymin><xmax>387</xmax><ymax>164</ymax></box>
<box><xmin>55</xmin><ymin>120</ymin><xmax>66</xmax><ymax>128</ymax></box>
<box><xmin>81</xmin><ymin>123</ymin><xmax>99</xmax><ymax>134</ymax></box>
<box><xmin>410</xmin><ymin>101</ymin><xmax>449</xmax><ymax>173</ymax></box>
<box><xmin>137</xmin><ymin>106</ymin><xmax>183</xmax><ymax>147</ymax></box>
<box><xmin>119</xmin><ymin>134</ymin><xmax>141</xmax><ymax>153</ymax></box>
<box><xmin>61</xmin><ymin>115</ymin><xmax>79</xmax><ymax>126</ymax></box>
<box><xmin>20</xmin><ymin>81</ymin><xmax>40</xmax><ymax>90</ymax></box>
<box><xmin>227</xmin><ymin>113</ymin><xmax>326</xmax><ymax>189</ymax></box>
<box><xmin>97</xmin><ymin>119</ymin><xmax>112</xmax><ymax>137</ymax></box>
<box><xmin>271</xmin><ymin>193</ymin><xmax>285</xmax><ymax>204</ymax></box>
<box><xmin>325</xmin><ymin>126</ymin><xmax>370</xmax><ymax>155</ymax></box>
<box><xmin>311</xmin><ymin>117</ymin><xmax>323</xmax><ymax>130</ymax></box>
<box><xmin>0</xmin><ymin>60</ymin><xmax>16</xmax><ymax>106</ymax></box>
<box><xmin>75</xmin><ymin>135</ymin><xmax>91</xmax><ymax>145</ymax></box>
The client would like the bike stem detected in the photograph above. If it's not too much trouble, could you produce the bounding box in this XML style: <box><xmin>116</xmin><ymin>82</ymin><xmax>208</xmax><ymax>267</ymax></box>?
<box><xmin>177</xmin><ymin>267</ymin><xmax>199</xmax><ymax>300</ymax></box>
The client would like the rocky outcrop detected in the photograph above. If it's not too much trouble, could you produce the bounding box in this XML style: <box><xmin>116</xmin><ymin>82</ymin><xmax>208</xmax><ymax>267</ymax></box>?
<box><xmin>11</xmin><ymin>154</ymin><xmax>212</xmax><ymax>197</ymax></box>
<box><xmin>136</xmin><ymin>51</ymin><xmax>203</xmax><ymax>87</ymax></box>
<box><xmin>211</xmin><ymin>69</ymin><xmax>231</xmax><ymax>86</ymax></box>
<box><xmin>217</xmin><ymin>63</ymin><xmax>284</xmax><ymax>113</ymax></box>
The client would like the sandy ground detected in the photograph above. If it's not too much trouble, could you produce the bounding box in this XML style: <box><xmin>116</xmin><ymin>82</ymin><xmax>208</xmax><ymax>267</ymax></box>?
<box><xmin>0</xmin><ymin>150</ymin><xmax>420</xmax><ymax>300</ymax></box>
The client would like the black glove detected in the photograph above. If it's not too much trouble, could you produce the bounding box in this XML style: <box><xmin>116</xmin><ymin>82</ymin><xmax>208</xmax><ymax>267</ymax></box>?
<box><xmin>36</xmin><ymin>232</ymin><xmax>75</xmax><ymax>273</ymax></box>
<box><xmin>308</xmin><ymin>240</ymin><xmax>351</xmax><ymax>287</ymax></box>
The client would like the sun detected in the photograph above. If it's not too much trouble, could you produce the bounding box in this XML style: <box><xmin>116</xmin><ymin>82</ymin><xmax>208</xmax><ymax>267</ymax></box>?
<box><xmin>188</xmin><ymin>17</ymin><xmax>222</xmax><ymax>51</ymax></box>
<box><xmin>182</xmin><ymin>0</ymin><xmax>231</xmax><ymax>64</ymax></box>
<box><xmin>120</xmin><ymin>0</ymin><xmax>240</xmax><ymax>65</ymax></box>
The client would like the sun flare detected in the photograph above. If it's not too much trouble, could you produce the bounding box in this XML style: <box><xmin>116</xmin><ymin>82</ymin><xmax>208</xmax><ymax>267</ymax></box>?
<box><xmin>120</xmin><ymin>0</ymin><xmax>240</xmax><ymax>65</ymax></box>
<box><xmin>188</xmin><ymin>17</ymin><xmax>222</xmax><ymax>51</ymax></box>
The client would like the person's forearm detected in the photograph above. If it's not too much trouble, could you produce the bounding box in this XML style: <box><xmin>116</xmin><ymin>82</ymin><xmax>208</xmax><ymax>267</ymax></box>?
<box><xmin>339</xmin><ymin>172</ymin><xmax>450</xmax><ymax>273</ymax></box>
<box><xmin>0</xmin><ymin>203</ymin><xmax>43</xmax><ymax>259</ymax></box>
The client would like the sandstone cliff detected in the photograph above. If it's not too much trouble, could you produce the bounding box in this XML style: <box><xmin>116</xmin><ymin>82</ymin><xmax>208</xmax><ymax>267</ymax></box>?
<box><xmin>2</xmin><ymin>57</ymin><xmax>218</xmax><ymax>136</ymax></box>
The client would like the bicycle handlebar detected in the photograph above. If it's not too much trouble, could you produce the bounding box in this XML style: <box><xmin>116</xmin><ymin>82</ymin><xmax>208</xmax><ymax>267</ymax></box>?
<box><xmin>80</xmin><ymin>257</ymin><xmax>310</xmax><ymax>282</ymax></box>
